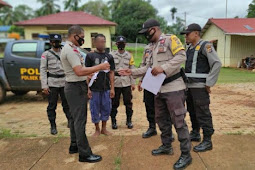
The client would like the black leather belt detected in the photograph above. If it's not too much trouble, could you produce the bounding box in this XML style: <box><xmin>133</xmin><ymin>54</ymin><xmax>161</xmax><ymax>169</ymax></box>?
<box><xmin>162</xmin><ymin>72</ymin><xmax>182</xmax><ymax>85</ymax></box>
<box><xmin>47</xmin><ymin>72</ymin><xmax>65</xmax><ymax>78</ymax></box>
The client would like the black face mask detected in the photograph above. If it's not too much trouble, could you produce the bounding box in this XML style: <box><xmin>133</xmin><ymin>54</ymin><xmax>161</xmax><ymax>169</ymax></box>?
<box><xmin>74</xmin><ymin>35</ymin><xmax>84</xmax><ymax>46</ymax></box>
<box><xmin>145</xmin><ymin>28</ymin><xmax>156</xmax><ymax>42</ymax></box>
<box><xmin>52</xmin><ymin>41</ymin><xmax>61</xmax><ymax>48</ymax></box>
<box><xmin>117</xmin><ymin>43</ymin><xmax>125</xmax><ymax>50</ymax></box>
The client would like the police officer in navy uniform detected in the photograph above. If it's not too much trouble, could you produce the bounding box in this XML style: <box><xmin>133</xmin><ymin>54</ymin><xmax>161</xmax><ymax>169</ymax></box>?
<box><xmin>40</xmin><ymin>33</ymin><xmax>70</xmax><ymax>135</ymax></box>
<box><xmin>181</xmin><ymin>24</ymin><xmax>221</xmax><ymax>152</ymax></box>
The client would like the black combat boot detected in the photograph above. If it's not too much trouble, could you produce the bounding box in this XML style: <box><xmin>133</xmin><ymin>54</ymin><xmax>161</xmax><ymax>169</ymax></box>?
<box><xmin>111</xmin><ymin>117</ymin><xmax>118</xmax><ymax>130</ymax></box>
<box><xmin>152</xmin><ymin>145</ymin><xmax>174</xmax><ymax>156</ymax></box>
<box><xmin>173</xmin><ymin>152</ymin><xmax>192</xmax><ymax>170</ymax></box>
<box><xmin>142</xmin><ymin>123</ymin><xmax>157</xmax><ymax>138</ymax></box>
<box><xmin>69</xmin><ymin>143</ymin><xmax>78</xmax><ymax>154</ymax></box>
<box><xmin>190</xmin><ymin>130</ymin><xmax>201</xmax><ymax>142</ymax></box>
<box><xmin>193</xmin><ymin>136</ymin><xmax>213</xmax><ymax>152</ymax></box>
<box><xmin>50</xmin><ymin>121</ymin><xmax>58</xmax><ymax>135</ymax></box>
<box><xmin>126</xmin><ymin>117</ymin><xmax>133</xmax><ymax>129</ymax></box>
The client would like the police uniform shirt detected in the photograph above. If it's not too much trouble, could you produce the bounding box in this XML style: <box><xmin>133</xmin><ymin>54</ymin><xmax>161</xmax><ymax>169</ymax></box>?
<box><xmin>40</xmin><ymin>49</ymin><xmax>65</xmax><ymax>89</ymax></box>
<box><xmin>138</xmin><ymin>43</ymin><xmax>154</xmax><ymax>82</ymax></box>
<box><xmin>85</xmin><ymin>51</ymin><xmax>115</xmax><ymax>92</ymax></box>
<box><xmin>132</xmin><ymin>34</ymin><xmax>187</xmax><ymax>93</ymax></box>
<box><xmin>187</xmin><ymin>40</ymin><xmax>222</xmax><ymax>88</ymax></box>
<box><xmin>60</xmin><ymin>41</ymin><xmax>86</xmax><ymax>82</ymax></box>
<box><xmin>110</xmin><ymin>50</ymin><xmax>135</xmax><ymax>88</ymax></box>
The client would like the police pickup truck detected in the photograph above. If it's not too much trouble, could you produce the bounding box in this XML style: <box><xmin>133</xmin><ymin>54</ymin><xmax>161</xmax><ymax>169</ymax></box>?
<box><xmin>0</xmin><ymin>40</ymin><xmax>87</xmax><ymax>103</ymax></box>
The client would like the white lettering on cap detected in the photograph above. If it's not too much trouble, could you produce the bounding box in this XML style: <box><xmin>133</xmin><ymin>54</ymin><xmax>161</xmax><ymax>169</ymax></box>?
<box><xmin>120</xmin><ymin>37</ymin><xmax>123</xmax><ymax>41</ymax></box>
<box><xmin>54</xmin><ymin>35</ymin><xmax>58</xmax><ymax>39</ymax></box>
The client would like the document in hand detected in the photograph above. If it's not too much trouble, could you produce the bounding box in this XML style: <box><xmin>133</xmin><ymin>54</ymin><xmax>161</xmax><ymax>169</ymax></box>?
<box><xmin>89</xmin><ymin>72</ymin><xmax>99</xmax><ymax>87</ymax></box>
<box><xmin>141</xmin><ymin>68</ymin><xmax>166</xmax><ymax>95</ymax></box>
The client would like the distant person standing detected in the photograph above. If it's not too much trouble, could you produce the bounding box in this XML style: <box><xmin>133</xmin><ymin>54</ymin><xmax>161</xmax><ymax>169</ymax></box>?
<box><xmin>110</xmin><ymin>36</ymin><xmax>135</xmax><ymax>130</ymax></box>
<box><xmin>86</xmin><ymin>34</ymin><xmax>115</xmax><ymax>136</ymax></box>
<box><xmin>138</xmin><ymin>43</ymin><xmax>157</xmax><ymax>138</ymax></box>
<box><xmin>40</xmin><ymin>33</ymin><xmax>70</xmax><ymax>135</ymax></box>
<box><xmin>61</xmin><ymin>25</ymin><xmax>110</xmax><ymax>163</ymax></box>
<box><xmin>181</xmin><ymin>23</ymin><xmax>221</xmax><ymax>152</ymax></box>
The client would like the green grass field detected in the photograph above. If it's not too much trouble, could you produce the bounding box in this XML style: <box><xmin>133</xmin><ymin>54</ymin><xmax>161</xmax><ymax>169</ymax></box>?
<box><xmin>112</xmin><ymin>46</ymin><xmax>255</xmax><ymax>84</ymax></box>
<box><xmin>217</xmin><ymin>67</ymin><xmax>255</xmax><ymax>84</ymax></box>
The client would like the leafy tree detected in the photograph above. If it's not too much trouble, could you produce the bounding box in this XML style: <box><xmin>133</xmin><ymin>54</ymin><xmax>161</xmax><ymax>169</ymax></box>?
<box><xmin>111</xmin><ymin>0</ymin><xmax>157</xmax><ymax>43</ymax></box>
<box><xmin>165</xmin><ymin>17</ymin><xmax>185</xmax><ymax>43</ymax></box>
<box><xmin>80</xmin><ymin>0</ymin><xmax>110</xmax><ymax>20</ymax></box>
<box><xmin>247</xmin><ymin>0</ymin><xmax>255</xmax><ymax>18</ymax></box>
<box><xmin>170</xmin><ymin>7</ymin><xmax>177</xmax><ymax>21</ymax></box>
<box><xmin>35</xmin><ymin>0</ymin><xmax>60</xmax><ymax>17</ymax></box>
<box><xmin>64</xmin><ymin>0</ymin><xmax>81</xmax><ymax>11</ymax></box>
<box><xmin>8</xmin><ymin>25</ymin><xmax>24</xmax><ymax>36</ymax></box>
<box><xmin>0</xmin><ymin>5</ymin><xmax>33</xmax><ymax>25</ymax></box>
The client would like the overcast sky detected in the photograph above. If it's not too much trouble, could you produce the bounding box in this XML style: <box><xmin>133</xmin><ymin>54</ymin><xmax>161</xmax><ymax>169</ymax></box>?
<box><xmin>7</xmin><ymin>0</ymin><xmax>252</xmax><ymax>27</ymax></box>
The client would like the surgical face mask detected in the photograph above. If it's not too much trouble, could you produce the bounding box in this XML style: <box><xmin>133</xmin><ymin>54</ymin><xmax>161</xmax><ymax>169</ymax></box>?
<box><xmin>145</xmin><ymin>28</ymin><xmax>156</xmax><ymax>42</ymax></box>
<box><xmin>74</xmin><ymin>35</ymin><xmax>84</xmax><ymax>46</ymax></box>
<box><xmin>117</xmin><ymin>43</ymin><xmax>125</xmax><ymax>50</ymax></box>
<box><xmin>52</xmin><ymin>41</ymin><xmax>61</xmax><ymax>48</ymax></box>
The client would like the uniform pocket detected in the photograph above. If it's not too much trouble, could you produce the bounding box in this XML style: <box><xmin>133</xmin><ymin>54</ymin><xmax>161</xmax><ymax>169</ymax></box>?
<box><xmin>157</xmin><ymin>53</ymin><xmax>169</xmax><ymax>62</ymax></box>
<box><xmin>123</xmin><ymin>59</ymin><xmax>130</xmax><ymax>66</ymax></box>
<box><xmin>173</xmin><ymin>107</ymin><xmax>186</xmax><ymax>128</ymax></box>
<box><xmin>114</xmin><ymin>58</ymin><xmax>120</xmax><ymax>64</ymax></box>
<box><xmin>48</xmin><ymin>60</ymin><xmax>57</xmax><ymax>69</ymax></box>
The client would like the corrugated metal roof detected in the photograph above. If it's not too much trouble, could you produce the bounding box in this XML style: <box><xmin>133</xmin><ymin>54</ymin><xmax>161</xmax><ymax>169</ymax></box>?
<box><xmin>202</xmin><ymin>18</ymin><xmax>255</xmax><ymax>35</ymax></box>
<box><xmin>15</xmin><ymin>11</ymin><xmax>117</xmax><ymax>26</ymax></box>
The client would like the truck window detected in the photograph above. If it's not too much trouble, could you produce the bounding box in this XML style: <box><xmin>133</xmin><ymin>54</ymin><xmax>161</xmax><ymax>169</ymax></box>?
<box><xmin>44</xmin><ymin>42</ymin><xmax>51</xmax><ymax>51</ymax></box>
<box><xmin>12</xmin><ymin>43</ymin><xmax>37</xmax><ymax>58</ymax></box>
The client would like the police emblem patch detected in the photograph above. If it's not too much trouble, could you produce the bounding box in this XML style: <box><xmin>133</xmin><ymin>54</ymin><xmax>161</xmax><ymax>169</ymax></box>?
<box><xmin>206</xmin><ymin>44</ymin><xmax>213</xmax><ymax>53</ymax></box>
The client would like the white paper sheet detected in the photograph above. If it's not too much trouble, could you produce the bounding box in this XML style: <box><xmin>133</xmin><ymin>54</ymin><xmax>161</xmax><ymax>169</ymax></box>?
<box><xmin>88</xmin><ymin>72</ymin><xmax>99</xmax><ymax>87</ymax></box>
<box><xmin>141</xmin><ymin>68</ymin><xmax>166</xmax><ymax>95</ymax></box>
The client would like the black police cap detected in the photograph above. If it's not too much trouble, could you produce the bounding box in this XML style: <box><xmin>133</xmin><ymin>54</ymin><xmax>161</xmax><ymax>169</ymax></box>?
<box><xmin>180</xmin><ymin>23</ymin><xmax>202</xmax><ymax>35</ymax></box>
<box><xmin>138</xmin><ymin>19</ymin><xmax>160</xmax><ymax>34</ymax></box>
<box><xmin>49</xmin><ymin>34</ymin><xmax>62</xmax><ymax>41</ymax></box>
<box><xmin>116</xmin><ymin>36</ymin><xmax>126</xmax><ymax>43</ymax></box>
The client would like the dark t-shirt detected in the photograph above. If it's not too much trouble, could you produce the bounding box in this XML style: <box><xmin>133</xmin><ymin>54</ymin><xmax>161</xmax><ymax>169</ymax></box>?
<box><xmin>85</xmin><ymin>51</ymin><xmax>115</xmax><ymax>91</ymax></box>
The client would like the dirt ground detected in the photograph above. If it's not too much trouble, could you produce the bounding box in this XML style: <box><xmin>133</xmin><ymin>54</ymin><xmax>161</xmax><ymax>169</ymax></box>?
<box><xmin>0</xmin><ymin>83</ymin><xmax>255</xmax><ymax>137</ymax></box>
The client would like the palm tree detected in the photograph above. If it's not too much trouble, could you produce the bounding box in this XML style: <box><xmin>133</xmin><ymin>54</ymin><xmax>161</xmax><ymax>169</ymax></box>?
<box><xmin>13</xmin><ymin>5</ymin><xmax>34</xmax><ymax>22</ymax></box>
<box><xmin>108</xmin><ymin>0</ymin><xmax>121</xmax><ymax>11</ymax></box>
<box><xmin>64</xmin><ymin>0</ymin><xmax>81</xmax><ymax>11</ymax></box>
<box><xmin>36</xmin><ymin>0</ymin><xmax>60</xmax><ymax>17</ymax></box>
<box><xmin>170</xmin><ymin>7</ymin><xmax>177</xmax><ymax>21</ymax></box>
<box><xmin>0</xmin><ymin>6</ymin><xmax>13</xmax><ymax>25</ymax></box>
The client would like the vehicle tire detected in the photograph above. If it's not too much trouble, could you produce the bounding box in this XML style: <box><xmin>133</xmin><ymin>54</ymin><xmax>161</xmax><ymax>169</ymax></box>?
<box><xmin>11</xmin><ymin>90</ymin><xmax>29</xmax><ymax>96</ymax></box>
<box><xmin>0</xmin><ymin>83</ymin><xmax>6</xmax><ymax>104</ymax></box>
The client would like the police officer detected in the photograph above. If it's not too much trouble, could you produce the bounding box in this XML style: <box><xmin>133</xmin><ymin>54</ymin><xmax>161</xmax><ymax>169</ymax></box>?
<box><xmin>110</xmin><ymin>36</ymin><xmax>135</xmax><ymax>129</ymax></box>
<box><xmin>138</xmin><ymin>43</ymin><xmax>157</xmax><ymax>138</ymax></box>
<box><xmin>119</xmin><ymin>19</ymin><xmax>192</xmax><ymax>170</ymax></box>
<box><xmin>139</xmin><ymin>45</ymin><xmax>175</xmax><ymax>140</ymax></box>
<box><xmin>181</xmin><ymin>24</ymin><xmax>221</xmax><ymax>152</ymax></box>
<box><xmin>40</xmin><ymin>33</ymin><xmax>70</xmax><ymax>135</ymax></box>
<box><xmin>60</xmin><ymin>25</ymin><xmax>110</xmax><ymax>163</ymax></box>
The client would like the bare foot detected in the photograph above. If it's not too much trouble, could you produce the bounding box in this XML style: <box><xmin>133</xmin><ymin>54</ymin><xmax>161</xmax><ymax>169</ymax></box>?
<box><xmin>101</xmin><ymin>129</ymin><xmax>112</xmax><ymax>136</ymax></box>
<box><xmin>92</xmin><ymin>130</ymin><xmax>101</xmax><ymax>137</ymax></box>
